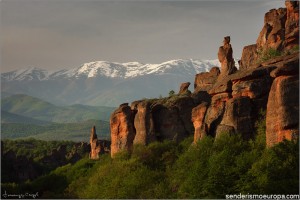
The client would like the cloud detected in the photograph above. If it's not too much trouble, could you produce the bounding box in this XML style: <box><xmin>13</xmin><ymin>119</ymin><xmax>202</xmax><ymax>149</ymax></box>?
<box><xmin>1</xmin><ymin>0</ymin><xmax>284</xmax><ymax>72</ymax></box>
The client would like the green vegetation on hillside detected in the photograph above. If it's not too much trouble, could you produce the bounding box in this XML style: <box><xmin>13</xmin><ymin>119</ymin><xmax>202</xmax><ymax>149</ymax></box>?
<box><xmin>3</xmin><ymin>132</ymin><xmax>298</xmax><ymax>199</ymax></box>
<box><xmin>1</xmin><ymin>94</ymin><xmax>115</xmax><ymax>123</ymax></box>
<box><xmin>1</xmin><ymin>139</ymin><xmax>89</xmax><ymax>183</ymax></box>
<box><xmin>1</xmin><ymin>119</ymin><xmax>110</xmax><ymax>142</ymax></box>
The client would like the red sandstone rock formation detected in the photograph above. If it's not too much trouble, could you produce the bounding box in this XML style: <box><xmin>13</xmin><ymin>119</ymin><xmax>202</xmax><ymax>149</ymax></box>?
<box><xmin>194</xmin><ymin>67</ymin><xmax>220</xmax><ymax>92</ymax></box>
<box><xmin>178</xmin><ymin>82</ymin><xmax>191</xmax><ymax>95</ymax></box>
<box><xmin>240</xmin><ymin>1</ymin><xmax>299</xmax><ymax>70</ymax></box>
<box><xmin>133</xmin><ymin>101</ymin><xmax>156</xmax><ymax>145</ymax></box>
<box><xmin>217</xmin><ymin>97</ymin><xmax>253</xmax><ymax>139</ymax></box>
<box><xmin>266</xmin><ymin>53</ymin><xmax>299</xmax><ymax>147</ymax></box>
<box><xmin>109</xmin><ymin>2</ymin><xmax>299</xmax><ymax>155</ymax></box>
<box><xmin>284</xmin><ymin>0</ymin><xmax>299</xmax><ymax>50</ymax></box>
<box><xmin>218</xmin><ymin>36</ymin><xmax>237</xmax><ymax>79</ymax></box>
<box><xmin>256</xmin><ymin>8</ymin><xmax>287</xmax><ymax>51</ymax></box>
<box><xmin>90</xmin><ymin>126</ymin><xmax>102</xmax><ymax>159</ymax></box>
<box><xmin>192</xmin><ymin>102</ymin><xmax>208</xmax><ymax>142</ymax></box>
<box><xmin>110</xmin><ymin>103</ymin><xmax>135</xmax><ymax>157</ymax></box>
<box><xmin>239</xmin><ymin>44</ymin><xmax>259</xmax><ymax>70</ymax></box>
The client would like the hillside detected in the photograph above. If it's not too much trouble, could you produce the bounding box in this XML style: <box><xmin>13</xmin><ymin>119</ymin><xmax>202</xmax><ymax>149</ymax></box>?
<box><xmin>1</xmin><ymin>119</ymin><xmax>110</xmax><ymax>142</ymax></box>
<box><xmin>1</xmin><ymin>94</ymin><xmax>115</xmax><ymax>123</ymax></box>
<box><xmin>1</xmin><ymin>110</ymin><xmax>50</xmax><ymax>125</ymax></box>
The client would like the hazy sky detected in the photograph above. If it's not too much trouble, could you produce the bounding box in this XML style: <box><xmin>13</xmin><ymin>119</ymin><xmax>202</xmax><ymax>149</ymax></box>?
<box><xmin>1</xmin><ymin>0</ymin><xmax>284</xmax><ymax>72</ymax></box>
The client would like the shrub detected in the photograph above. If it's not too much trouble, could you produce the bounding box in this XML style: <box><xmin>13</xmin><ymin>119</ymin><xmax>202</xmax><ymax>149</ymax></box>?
<box><xmin>257</xmin><ymin>48</ymin><xmax>282</xmax><ymax>62</ymax></box>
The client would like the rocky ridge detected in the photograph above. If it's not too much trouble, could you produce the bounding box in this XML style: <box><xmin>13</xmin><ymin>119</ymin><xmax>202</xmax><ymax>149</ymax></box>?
<box><xmin>106</xmin><ymin>1</ymin><xmax>299</xmax><ymax>157</ymax></box>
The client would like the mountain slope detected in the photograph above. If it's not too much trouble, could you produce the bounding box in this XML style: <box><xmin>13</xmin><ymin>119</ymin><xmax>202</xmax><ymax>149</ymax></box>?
<box><xmin>1</xmin><ymin>94</ymin><xmax>115</xmax><ymax>123</ymax></box>
<box><xmin>1</xmin><ymin>110</ymin><xmax>50</xmax><ymax>125</ymax></box>
<box><xmin>1</xmin><ymin>59</ymin><xmax>224</xmax><ymax>106</ymax></box>
<box><xmin>1</xmin><ymin>119</ymin><xmax>110</xmax><ymax>141</ymax></box>
<box><xmin>1</xmin><ymin>59</ymin><xmax>220</xmax><ymax>81</ymax></box>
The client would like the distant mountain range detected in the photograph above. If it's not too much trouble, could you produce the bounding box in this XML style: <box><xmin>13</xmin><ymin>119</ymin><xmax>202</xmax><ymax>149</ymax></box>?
<box><xmin>1</xmin><ymin>94</ymin><xmax>115</xmax><ymax>123</ymax></box>
<box><xmin>1</xmin><ymin>94</ymin><xmax>113</xmax><ymax>141</ymax></box>
<box><xmin>1</xmin><ymin>59</ymin><xmax>221</xmax><ymax>106</ymax></box>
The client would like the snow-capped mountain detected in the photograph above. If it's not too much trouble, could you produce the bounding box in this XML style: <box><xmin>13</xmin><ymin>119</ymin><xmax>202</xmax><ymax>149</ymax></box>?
<box><xmin>1</xmin><ymin>59</ymin><xmax>225</xmax><ymax>106</ymax></box>
<box><xmin>2</xmin><ymin>59</ymin><xmax>220</xmax><ymax>81</ymax></box>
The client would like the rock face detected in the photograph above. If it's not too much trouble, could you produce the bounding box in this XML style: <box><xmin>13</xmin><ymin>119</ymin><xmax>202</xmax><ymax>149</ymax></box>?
<box><xmin>256</xmin><ymin>8</ymin><xmax>287</xmax><ymax>51</ymax></box>
<box><xmin>193</xmin><ymin>52</ymin><xmax>299</xmax><ymax>145</ymax></box>
<box><xmin>90</xmin><ymin>126</ymin><xmax>101</xmax><ymax>159</ymax></box>
<box><xmin>218</xmin><ymin>36</ymin><xmax>237</xmax><ymax>79</ymax></box>
<box><xmin>217</xmin><ymin>97</ymin><xmax>253</xmax><ymax>139</ymax></box>
<box><xmin>239</xmin><ymin>44</ymin><xmax>258</xmax><ymax>70</ymax></box>
<box><xmin>194</xmin><ymin>67</ymin><xmax>220</xmax><ymax>92</ymax></box>
<box><xmin>110</xmin><ymin>94</ymin><xmax>198</xmax><ymax>156</ymax></box>
<box><xmin>133</xmin><ymin>101</ymin><xmax>156</xmax><ymax>145</ymax></box>
<box><xmin>110</xmin><ymin>103</ymin><xmax>135</xmax><ymax>157</ymax></box>
<box><xmin>90</xmin><ymin>126</ymin><xmax>111</xmax><ymax>159</ymax></box>
<box><xmin>266</xmin><ymin>53</ymin><xmax>299</xmax><ymax>147</ymax></box>
<box><xmin>178</xmin><ymin>82</ymin><xmax>191</xmax><ymax>94</ymax></box>
<box><xmin>192</xmin><ymin>102</ymin><xmax>208</xmax><ymax>142</ymax></box>
<box><xmin>284</xmin><ymin>0</ymin><xmax>299</xmax><ymax>50</ymax></box>
<box><xmin>240</xmin><ymin>1</ymin><xmax>299</xmax><ymax>69</ymax></box>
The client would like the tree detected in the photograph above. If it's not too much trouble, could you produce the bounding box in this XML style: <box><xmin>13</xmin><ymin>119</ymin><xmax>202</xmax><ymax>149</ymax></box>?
<box><xmin>169</xmin><ymin>90</ymin><xmax>175</xmax><ymax>97</ymax></box>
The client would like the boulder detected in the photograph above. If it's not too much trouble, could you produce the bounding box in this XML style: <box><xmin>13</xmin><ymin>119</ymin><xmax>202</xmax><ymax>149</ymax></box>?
<box><xmin>110</xmin><ymin>103</ymin><xmax>135</xmax><ymax>157</ymax></box>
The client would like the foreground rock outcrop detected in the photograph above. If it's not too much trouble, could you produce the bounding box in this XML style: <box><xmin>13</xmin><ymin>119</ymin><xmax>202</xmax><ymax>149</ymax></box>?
<box><xmin>110</xmin><ymin>93</ymin><xmax>197</xmax><ymax>157</ymax></box>
<box><xmin>266</xmin><ymin>54</ymin><xmax>299</xmax><ymax>147</ymax></box>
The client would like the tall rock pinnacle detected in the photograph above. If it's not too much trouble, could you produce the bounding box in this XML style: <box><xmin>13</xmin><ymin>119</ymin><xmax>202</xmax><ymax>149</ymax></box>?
<box><xmin>217</xmin><ymin>36</ymin><xmax>237</xmax><ymax>79</ymax></box>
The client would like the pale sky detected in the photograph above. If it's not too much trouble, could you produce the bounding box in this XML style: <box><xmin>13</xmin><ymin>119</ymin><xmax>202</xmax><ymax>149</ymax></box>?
<box><xmin>1</xmin><ymin>0</ymin><xmax>284</xmax><ymax>72</ymax></box>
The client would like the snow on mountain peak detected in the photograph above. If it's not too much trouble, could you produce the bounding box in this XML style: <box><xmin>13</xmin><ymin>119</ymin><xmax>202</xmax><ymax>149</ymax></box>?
<box><xmin>1</xmin><ymin>59</ymin><xmax>223</xmax><ymax>81</ymax></box>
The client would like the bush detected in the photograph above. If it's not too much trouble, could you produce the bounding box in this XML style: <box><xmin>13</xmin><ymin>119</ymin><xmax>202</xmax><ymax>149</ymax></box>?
<box><xmin>3</xmin><ymin>132</ymin><xmax>298</xmax><ymax>199</ymax></box>
<box><xmin>257</xmin><ymin>48</ymin><xmax>282</xmax><ymax>62</ymax></box>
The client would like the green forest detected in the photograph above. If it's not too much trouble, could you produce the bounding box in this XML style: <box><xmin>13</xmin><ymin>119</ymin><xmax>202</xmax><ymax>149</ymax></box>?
<box><xmin>2</xmin><ymin>124</ymin><xmax>299</xmax><ymax>199</ymax></box>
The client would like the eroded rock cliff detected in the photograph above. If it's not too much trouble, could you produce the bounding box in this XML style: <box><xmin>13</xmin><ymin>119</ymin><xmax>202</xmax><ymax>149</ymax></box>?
<box><xmin>110</xmin><ymin>1</ymin><xmax>299</xmax><ymax>156</ymax></box>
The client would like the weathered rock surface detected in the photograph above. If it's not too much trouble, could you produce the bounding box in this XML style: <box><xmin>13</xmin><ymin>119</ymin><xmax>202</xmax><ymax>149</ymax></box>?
<box><xmin>90</xmin><ymin>126</ymin><xmax>101</xmax><ymax>159</ymax></box>
<box><xmin>284</xmin><ymin>0</ymin><xmax>299</xmax><ymax>50</ymax></box>
<box><xmin>133</xmin><ymin>101</ymin><xmax>156</xmax><ymax>145</ymax></box>
<box><xmin>239</xmin><ymin>1</ymin><xmax>299</xmax><ymax>70</ymax></box>
<box><xmin>179</xmin><ymin>82</ymin><xmax>191</xmax><ymax>94</ymax></box>
<box><xmin>194</xmin><ymin>67</ymin><xmax>220</xmax><ymax>92</ymax></box>
<box><xmin>110</xmin><ymin>103</ymin><xmax>135</xmax><ymax>157</ymax></box>
<box><xmin>217</xmin><ymin>97</ymin><xmax>253</xmax><ymax>139</ymax></box>
<box><xmin>256</xmin><ymin>8</ymin><xmax>287</xmax><ymax>51</ymax></box>
<box><xmin>266</xmin><ymin>55</ymin><xmax>299</xmax><ymax>147</ymax></box>
<box><xmin>110</xmin><ymin>95</ymin><xmax>198</xmax><ymax>155</ymax></box>
<box><xmin>194</xmin><ymin>52</ymin><xmax>299</xmax><ymax>144</ymax></box>
<box><xmin>89</xmin><ymin>126</ymin><xmax>110</xmax><ymax>159</ymax></box>
<box><xmin>192</xmin><ymin>102</ymin><xmax>208</xmax><ymax>141</ymax></box>
<box><xmin>239</xmin><ymin>44</ymin><xmax>258</xmax><ymax>70</ymax></box>
<box><xmin>218</xmin><ymin>36</ymin><xmax>237</xmax><ymax>79</ymax></box>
